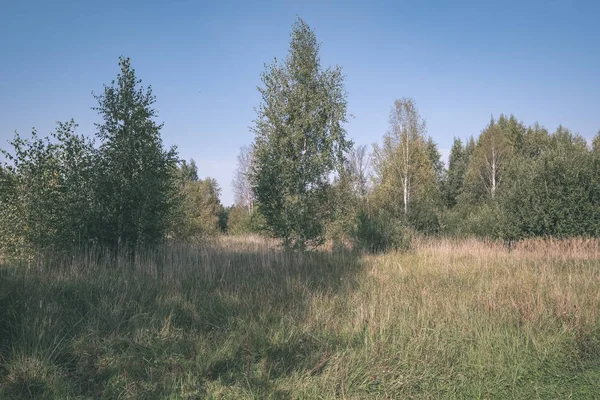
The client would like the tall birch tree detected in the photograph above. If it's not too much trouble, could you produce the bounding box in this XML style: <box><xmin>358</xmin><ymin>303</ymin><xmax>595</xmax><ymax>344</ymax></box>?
<box><xmin>372</xmin><ymin>98</ymin><xmax>435</xmax><ymax>218</ymax></box>
<box><xmin>251</xmin><ymin>18</ymin><xmax>351</xmax><ymax>248</ymax></box>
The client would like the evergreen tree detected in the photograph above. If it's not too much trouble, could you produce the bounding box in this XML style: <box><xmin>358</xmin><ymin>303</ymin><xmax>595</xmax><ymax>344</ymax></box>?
<box><xmin>464</xmin><ymin>136</ymin><xmax>476</xmax><ymax>158</ymax></box>
<box><xmin>498</xmin><ymin>114</ymin><xmax>526</xmax><ymax>153</ymax></box>
<box><xmin>179</xmin><ymin>159</ymin><xmax>199</xmax><ymax>182</ymax></box>
<box><xmin>251</xmin><ymin>18</ymin><xmax>351</xmax><ymax>248</ymax></box>
<box><xmin>426</xmin><ymin>136</ymin><xmax>445</xmax><ymax>191</ymax></box>
<box><xmin>444</xmin><ymin>137</ymin><xmax>468</xmax><ymax>208</ymax></box>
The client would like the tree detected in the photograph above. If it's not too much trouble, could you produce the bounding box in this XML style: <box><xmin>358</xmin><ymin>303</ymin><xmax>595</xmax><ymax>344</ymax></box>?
<box><xmin>0</xmin><ymin>121</ymin><xmax>97</xmax><ymax>256</ymax></box>
<box><xmin>593</xmin><ymin>130</ymin><xmax>600</xmax><ymax>154</ymax></box>
<box><xmin>226</xmin><ymin>204</ymin><xmax>265</xmax><ymax>235</ymax></box>
<box><xmin>463</xmin><ymin>117</ymin><xmax>510</xmax><ymax>201</ymax></box>
<box><xmin>498</xmin><ymin>114</ymin><xmax>526</xmax><ymax>153</ymax></box>
<box><xmin>372</xmin><ymin>98</ymin><xmax>435</xmax><ymax>218</ymax></box>
<box><xmin>346</xmin><ymin>144</ymin><xmax>370</xmax><ymax>197</ymax></box>
<box><xmin>426</xmin><ymin>136</ymin><xmax>444</xmax><ymax>191</ymax></box>
<box><xmin>464</xmin><ymin>135</ymin><xmax>476</xmax><ymax>158</ymax></box>
<box><xmin>501</xmin><ymin>126</ymin><xmax>600</xmax><ymax>239</ymax></box>
<box><xmin>93</xmin><ymin>57</ymin><xmax>179</xmax><ymax>249</ymax></box>
<box><xmin>520</xmin><ymin>122</ymin><xmax>550</xmax><ymax>159</ymax></box>
<box><xmin>251</xmin><ymin>18</ymin><xmax>351</xmax><ymax>248</ymax></box>
<box><xmin>179</xmin><ymin>159</ymin><xmax>199</xmax><ymax>182</ymax></box>
<box><xmin>177</xmin><ymin>177</ymin><xmax>225</xmax><ymax>240</ymax></box>
<box><xmin>371</xmin><ymin>98</ymin><xmax>440</xmax><ymax>233</ymax></box>
<box><xmin>325</xmin><ymin>145</ymin><xmax>371</xmax><ymax>247</ymax></box>
<box><xmin>443</xmin><ymin>137</ymin><xmax>469</xmax><ymax>208</ymax></box>
<box><xmin>232</xmin><ymin>145</ymin><xmax>255</xmax><ymax>213</ymax></box>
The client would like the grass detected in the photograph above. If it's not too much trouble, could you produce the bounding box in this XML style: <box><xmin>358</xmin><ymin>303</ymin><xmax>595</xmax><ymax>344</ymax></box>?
<box><xmin>1</xmin><ymin>236</ymin><xmax>599</xmax><ymax>399</ymax></box>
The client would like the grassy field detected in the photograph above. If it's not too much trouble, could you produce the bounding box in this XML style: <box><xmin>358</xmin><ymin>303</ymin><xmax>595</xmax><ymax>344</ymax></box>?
<box><xmin>1</xmin><ymin>236</ymin><xmax>599</xmax><ymax>399</ymax></box>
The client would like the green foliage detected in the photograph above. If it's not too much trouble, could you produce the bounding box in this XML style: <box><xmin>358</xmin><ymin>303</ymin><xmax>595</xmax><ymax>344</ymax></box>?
<box><xmin>179</xmin><ymin>158</ymin><xmax>199</xmax><ymax>182</ymax></box>
<box><xmin>497</xmin><ymin>114</ymin><xmax>526</xmax><ymax>153</ymax></box>
<box><xmin>443</xmin><ymin>120</ymin><xmax>600</xmax><ymax>241</ymax></box>
<box><xmin>226</xmin><ymin>206</ymin><xmax>266</xmax><ymax>236</ymax></box>
<box><xmin>0</xmin><ymin>57</ymin><xmax>183</xmax><ymax>258</ymax></box>
<box><xmin>326</xmin><ymin>174</ymin><xmax>358</xmax><ymax>249</ymax></box>
<box><xmin>172</xmin><ymin>159</ymin><xmax>228</xmax><ymax>239</ymax></box>
<box><xmin>592</xmin><ymin>130</ymin><xmax>600</xmax><ymax>154</ymax></box>
<box><xmin>519</xmin><ymin>123</ymin><xmax>550</xmax><ymax>159</ymax></box>
<box><xmin>251</xmin><ymin>18</ymin><xmax>352</xmax><ymax>249</ymax></box>
<box><xmin>500</xmin><ymin>127</ymin><xmax>600</xmax><ymax>239</ymax></box>
<box><xmin>353</xmin><ymin>209</ymin><xmax>412</xmax><ymax>253</ymax></box>
<box><xmin>462</xmin><ymin>117</ymin><xmax>511</xmax><ymax>202</ymax></box>
<box><xmin>325</xmin><ymin>145</ymin><xmax>371</xmax><ymax>249</ymax></box>
<box><xmin>176</xmin><ymin>177</ymin><xmax>225</xmax><ymax>240</ymax></box>
<box><xmin>0</xmin><ymin>121</ymin><xmax>97</xmax><ymax>256</ymax></box>
<box><xmin>443</xmin><ymin>137</ymin><xmax>469</xmax><ymax>208</ymax></box>
<box><xmin>372</xmin><ymin>98</ymin><xmax>440</xmax><ymax>233</ymax></box>
<box><xmin>93</xmin><ymin>57</ymin><xmax>180</xmax><ymax>249</ymax></box>
<box><xmin>441</xmin><ymin>201</ymin><xmax>505</xmax><ymax>238</ymax></box>
<box><xmin>426</xmin><ymin>136</ymin><xmax>445</xmax><ymax>189</ymax></box>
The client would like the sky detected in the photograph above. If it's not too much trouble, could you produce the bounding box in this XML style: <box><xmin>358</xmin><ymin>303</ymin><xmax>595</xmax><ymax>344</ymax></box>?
<box><xmin>1</xmin><ymin>0</ymin><xmax>599</xmax><ymax>205</ymax></box>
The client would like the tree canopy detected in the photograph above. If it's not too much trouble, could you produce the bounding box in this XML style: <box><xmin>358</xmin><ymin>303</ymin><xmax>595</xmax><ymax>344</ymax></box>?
<box><xmin>1</xmin><ymin>18</ymin><xmax>599</xmax><ymax>258</ymax></box>
<box><xmin>251</xmin><ymin>18</ymin><xmax>352</xmax><ymax>249</ymax></box>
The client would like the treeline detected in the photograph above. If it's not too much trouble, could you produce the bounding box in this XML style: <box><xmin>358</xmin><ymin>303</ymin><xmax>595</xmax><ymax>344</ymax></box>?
<box><xmin>0</xmin><ymin>58</ymin><xmax>227</xmax><ymax>258</ymax></box>
<box><xmin>227</xmin><ymin>18</ymin><xmax>600</xmax><ymax>250</ymax></box>
<box><xmin>1</xmin><ymin>18</ymin><xmax>599</xmax><ymax>257</ymax></box>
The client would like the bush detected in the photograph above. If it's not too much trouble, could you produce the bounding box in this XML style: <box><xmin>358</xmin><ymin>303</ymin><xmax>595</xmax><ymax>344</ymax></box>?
<box><xmin>499</xmin><ymin>149</ymin><xmax>600</xmax><ymax>240</ymax></box>
<box><xmin>440</xmin><ymin>201</ymin><xmax>505</xmax><ymax>239</ymax></box>
<box><xmin>408</xmin><ymin>200</ymin><xmax>441</xmax><ymax>234</ymax></box>
<box><xmin>226</xmin><ymin>207</ymin><xmax>265</xmax><ymax>236</ymax></box>
<box><xmin>353</xmin><ymin>210</ymin><xmax>412</xmax><ymax>253</ymax></box>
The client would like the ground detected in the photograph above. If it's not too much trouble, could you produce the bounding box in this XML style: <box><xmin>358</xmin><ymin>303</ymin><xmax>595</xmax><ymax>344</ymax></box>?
<box><xmin>1</xmin><ymin>236</ymin><xmax>599</xmax><ymax>399</ymax></box>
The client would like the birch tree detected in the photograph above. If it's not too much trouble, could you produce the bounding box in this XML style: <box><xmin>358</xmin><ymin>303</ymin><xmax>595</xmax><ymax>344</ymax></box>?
<box><xmin>345</xmin><ymin>144</ymin><xmax>370</xmax><ymax>197</ymax></box>
<box><xmin>372</xmin><ymin>98</ymin><xmax>434</xmax><ymax>218</ymax></box>
<box><xmin>251</xmin><ymin>18</ymin><xmax>351</xmax><ymax>248</ymax></box>
<box><xmin>232</xmin><ymin>145</ymin><xmax>255</xmax><ymax>213</ymax></box>
<box><xmin>464</xmin><ymin>118</ymin><xmax>510</xmax><ymax>200</ymax></box>
<box><xmin>93</xmin><ymin>57</ymin><xmax>179</xmax><ymax>249</ymax></box>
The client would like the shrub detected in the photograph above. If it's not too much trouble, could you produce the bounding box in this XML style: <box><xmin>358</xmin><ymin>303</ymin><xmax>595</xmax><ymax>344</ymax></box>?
<box><xmin>226</xmin><ymin>207</ymin><xmax>266</xmax><ymax>236</ymax></box>
<box><xmin>440</xmin><ymin>201</ymin><xmax>505</xmax><ymax>239</ymax></box>
<box><xmin>353</xmin><ymin>210</ymin><xmax>412</xmax><ymax>253</ymax></box>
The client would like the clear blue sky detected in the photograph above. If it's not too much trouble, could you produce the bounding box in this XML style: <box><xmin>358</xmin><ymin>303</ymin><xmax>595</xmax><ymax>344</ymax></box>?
<box><xmin>1</xmin><ymin>0</ymin><xmax>598</xmax><ymax>205</ymax></box>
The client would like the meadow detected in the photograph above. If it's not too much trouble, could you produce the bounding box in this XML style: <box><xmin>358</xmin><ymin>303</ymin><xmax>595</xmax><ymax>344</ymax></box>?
<box><xmin>1</xmin><ymin>237</ymin><xmax>599</xmax><ymax>399</ymax></box>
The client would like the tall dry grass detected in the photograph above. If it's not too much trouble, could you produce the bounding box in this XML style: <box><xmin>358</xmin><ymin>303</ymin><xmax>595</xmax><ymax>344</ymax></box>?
<box><xmin>1</xmin><ymin>236</ymin><xmax>599</xmax><ymax>398</ymax></box>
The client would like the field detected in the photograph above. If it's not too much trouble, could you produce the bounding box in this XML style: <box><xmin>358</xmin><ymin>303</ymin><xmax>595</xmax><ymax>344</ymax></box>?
<box><xmin>1</xmin><ymin>237</ymin><xmax>600</xmax><ymax>399</ymax></box>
